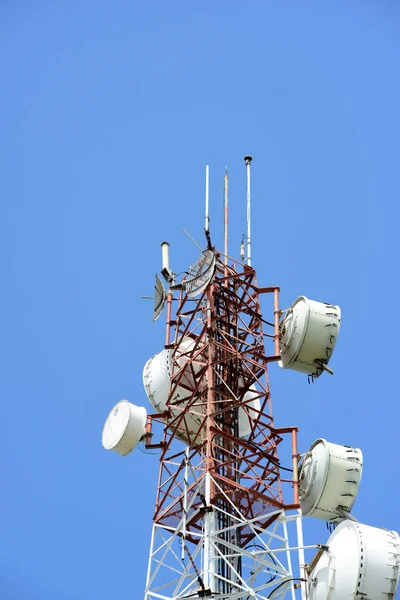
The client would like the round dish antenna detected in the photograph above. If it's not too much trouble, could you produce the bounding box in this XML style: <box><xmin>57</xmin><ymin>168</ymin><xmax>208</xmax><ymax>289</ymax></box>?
<box><xmin>102</xmin><ymin>400</ymin><xmax>147</xmax><ymax>456</ymax></box>
<box><xmin>153</xmin><ymin>273</ymin><xmax>166</xmax><ymax>322</ymax></box>
<box><xmin>279</xmin><ymin>296</ymin><xmax>341</xmax><ymax>377</ymax></box>
<box><xmin>143</xmin><ymin>346</ymin><xmax>205</xmax><ymax>445</ymax></box>
<box><xmin>309</xmin><ymin>521</ymin><xmax>400</xmax><ymax>600</ymax></box>
<box><xmin>300</xmin><ymin>438</ymin><xmax>363</xmax><ymax>523</ymax></box>
<box><xmin>184</xmin><ymin>250</ymin><xmax>216</xmax><ymax>298</ymax></box>
<box><xmin>143</xmin><ymin>344</ymin><xmax>261</xmax><ymax>445</ymax></box>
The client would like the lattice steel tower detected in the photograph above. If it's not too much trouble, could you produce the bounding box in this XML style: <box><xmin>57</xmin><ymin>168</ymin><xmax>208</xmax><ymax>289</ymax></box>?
<box><xmin>102</xmin><ymin>158</ymin><xmax>400</xmax><ymax>600</ymax></box>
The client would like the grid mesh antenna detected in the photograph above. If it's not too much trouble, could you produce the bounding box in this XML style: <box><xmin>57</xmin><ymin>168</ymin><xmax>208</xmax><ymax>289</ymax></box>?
<box><xmin>185</xmin><ymin>250</ymin><xmax>216</xmax><ymax>298</ymax></box>
<box><xmin>153</xmin><ymin>274</ymin><xmax>166</xmax><ymax>321</ymax></box>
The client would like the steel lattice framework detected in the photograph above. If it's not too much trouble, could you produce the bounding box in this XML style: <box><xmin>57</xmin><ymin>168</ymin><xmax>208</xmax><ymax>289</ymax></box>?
<box><xmin>144</xmin><ymin>251</ymin><xmax>306</xmax><ymax>600</ymax></box>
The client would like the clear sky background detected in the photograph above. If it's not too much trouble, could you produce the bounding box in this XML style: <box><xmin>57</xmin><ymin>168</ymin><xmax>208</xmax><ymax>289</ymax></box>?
<box><xmin>1</xmin><ymin>2</ymin><xmax>399</xmax><ymax>599</ymax></box>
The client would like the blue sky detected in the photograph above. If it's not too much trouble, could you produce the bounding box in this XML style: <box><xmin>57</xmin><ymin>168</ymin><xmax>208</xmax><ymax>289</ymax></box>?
<box><xmin>1</xmin><ymin>2</ymin><xmax>400</xmax><ymax>598</ymax></box>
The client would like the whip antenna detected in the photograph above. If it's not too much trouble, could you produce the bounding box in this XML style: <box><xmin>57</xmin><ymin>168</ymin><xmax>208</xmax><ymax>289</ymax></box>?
<box><xmin>244</xmin><ymin>155</ymin><xmax>252</xmax><ymax>266</ymax></box>
<box><xmin>204</xmin><ymin>165</ymin><xmax>210</xmax><ymax>233</ymax></box>
<box><xmin>224</xmin><ymin>168</ymin><xmax>228</xmax><ymax>266</ymax></box>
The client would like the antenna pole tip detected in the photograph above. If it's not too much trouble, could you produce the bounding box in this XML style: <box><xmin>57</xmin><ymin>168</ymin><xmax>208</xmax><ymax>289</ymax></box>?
<box><xmin>244</xmin><ymin>155</ymin><xmax>253</xmax><ymax>165</ymax></box>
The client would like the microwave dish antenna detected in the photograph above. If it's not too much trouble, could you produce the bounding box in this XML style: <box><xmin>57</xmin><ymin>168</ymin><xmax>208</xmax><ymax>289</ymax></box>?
<box><xmin>153</xmin><ymin>273</ymin><xmax>166</xmax><ymax>321</ymax></box>
<box><xmin>308</xmin><ymin>521</ymin><xmax>400</xmax><ymax>600</ymax></box>
<box><xmin>102</xmin><ymin>400</ymin><xmax>147</xmax><ymax>456</ymax></box>
<box><xmin>184</xmin><ymin>249</ymin><xmax>216</xmax><ymax>298</ymax></box>
<box><xmin>279</xmin><ymin>296</ymin><xmax>341</xmax><ymax>377</ymax></box>
<box><xmin>299</xmin><ymin>438</ymin><xmax>363</xmax><ymax>523</ymax></box>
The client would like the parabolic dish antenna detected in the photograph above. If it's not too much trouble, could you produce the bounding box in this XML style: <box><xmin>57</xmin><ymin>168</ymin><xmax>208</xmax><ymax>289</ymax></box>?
<box><xmin>308</xmin><ymin>521</ymin><xmax>400</xmax><ymax>600</ymax></box>
<box><xmin>279</xmin><ymin>296</ymin><xmax>341</xmax><ymax>377</ymax></box>
<box><xmin>153</xmin><ymin>273</ymin><xmax>166</xmax><ymax>321</ymax></box>
<box><xmin>300</xmin><ymin>438</ymin><xmax>363</xmax><ymax>523</ymax></box>
<box><xmin>143</xmin><ymin>344</ymin><xmax>260</xmax><ymax>445</ymax></box>
<box><xmin>184</xmin><ymin>250</ymin><xmax>216</xmax><ymax>298</ymax></box>
<box><xmin>102</xmin><ymin>400</ymin><xmax>147</xmax><ymax>456</ymax></box>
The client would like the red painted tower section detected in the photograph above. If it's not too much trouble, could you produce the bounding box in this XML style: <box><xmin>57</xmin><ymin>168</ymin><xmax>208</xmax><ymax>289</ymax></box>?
<box><xmin>144</xmin><ymin>249</ymin><xmax>301</xmax><ymax>599</ymax></box>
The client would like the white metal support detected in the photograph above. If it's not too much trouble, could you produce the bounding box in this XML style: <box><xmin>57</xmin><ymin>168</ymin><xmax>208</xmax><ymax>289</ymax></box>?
<box><xmin>296</xmin><ymin>510</ymin><xmax>308</xmax><ymax>600</ymax></box>
<box><xmin>144</xmin><ymin>474</ymin><xmax>311</xmax><ymax>599</ymax></box>
<box><xmin>203</xmin><ymin>472</ymin><xmax>216</xmax><ymax>593</ymax></box>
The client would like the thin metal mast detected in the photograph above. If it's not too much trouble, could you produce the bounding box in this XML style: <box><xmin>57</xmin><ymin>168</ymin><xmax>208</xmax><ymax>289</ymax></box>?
<box><xmin>205</xmin><ymin>165</ymin><xmax>210</xmax><ymax>233</ymax></box>
<box><xmin>244</xmin><ymin>155</ymin><xmax>252</xmax><ymax>266</ymax></box>
<box><xmin>224</xmin><ymin>168</ymin><xmax>228</xmax><ymax>267</ymax></box>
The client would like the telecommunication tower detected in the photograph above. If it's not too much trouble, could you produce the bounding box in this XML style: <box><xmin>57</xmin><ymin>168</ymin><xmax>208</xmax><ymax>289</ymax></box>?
<box><xmin>102</xmin><ymin>158</ymin><xmax>400</xmax><ymax>600</ymax></box>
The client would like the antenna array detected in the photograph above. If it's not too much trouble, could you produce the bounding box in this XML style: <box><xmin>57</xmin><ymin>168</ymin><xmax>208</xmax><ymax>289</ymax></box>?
<box><xmin>101</xmin><ymin>158</ymin><xmax>400</xmax><ymax>600</ymax></box>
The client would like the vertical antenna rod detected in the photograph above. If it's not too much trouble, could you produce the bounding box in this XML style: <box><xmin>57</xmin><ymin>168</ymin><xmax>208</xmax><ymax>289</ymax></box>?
<box><xmin>160</xmin><ymin>241</ymin><xmax>173</xmax><ymax>346</ymax></box>
<box><xmin>224</xmin><ymin>168</ymin><xmax>228</xmax><ymax>266</ymax></box>
<box><xmin>205</xmin><ymin>165</ymin><xmax>210</xmax><ymax>233</ymax></box>
<box><xmin>244</xmin><ymin>155</ymin><xmax>252</xmax><ymax>266</ymax></box>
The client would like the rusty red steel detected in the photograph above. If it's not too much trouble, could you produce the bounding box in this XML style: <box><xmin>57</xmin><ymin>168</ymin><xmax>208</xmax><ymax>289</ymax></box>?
<box><xmin>149</xmin><ymin>250</ymin><xmax>300</xmax><ymax>546</ymax></box>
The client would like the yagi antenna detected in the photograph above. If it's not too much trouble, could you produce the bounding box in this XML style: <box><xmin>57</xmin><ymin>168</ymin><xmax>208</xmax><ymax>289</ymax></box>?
<box><xmin>184</xmin><ymin>250</ymin><xmax>216</xmax><ymax>298</ymax></box>
<box><xmin>153</xmin><ymin>273</ymin><xmax>166</xmax><ymax>321</ymax></box>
